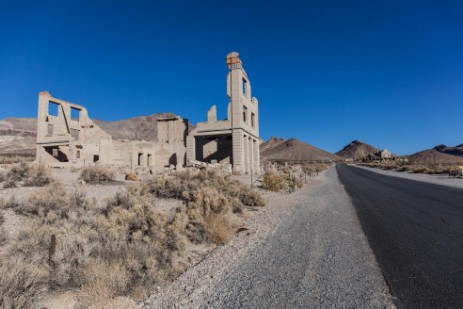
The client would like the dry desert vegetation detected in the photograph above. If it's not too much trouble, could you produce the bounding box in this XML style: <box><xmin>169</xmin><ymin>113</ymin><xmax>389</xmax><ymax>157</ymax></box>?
<box><xmin>261</xmin><ymin>160</ymin><xmax>329</xmax><ymax>192</ymax></box>
<box><xmin>357</xmin><ymin>161</ymin><xmax>463</xmax><ymax>175</ymax></box>
<box><xmin>0</xmin><ymin>163</ymin><xmax>265</xmax><ymax>308</ymax></box>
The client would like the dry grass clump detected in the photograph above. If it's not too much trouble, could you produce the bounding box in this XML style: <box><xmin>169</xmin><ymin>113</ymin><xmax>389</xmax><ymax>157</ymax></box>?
<box><xmin>0</xmin><ymin>185</ymin><xmax>184</xmax><ymax>307</ymax></box>
<box><xmin>358</xmin><ymin>162</ymin><xmax>460</xmax><ymax>175</ymax></box>
<box><xmin>146</xmin><ymin>169</ymin><xmax>265</xmax><ymax>207</ymax></box>
<box><xmin>0</xmin><ymin>162</ymin><xmax>52</xmax><ymax>188</ymax></box>
<box><xmin>80</xmin><ymin>165</ymin><xmax>115</xmax><ymax>184</ymax></box>
<box><xmin>262</xmin><ymin>172</ymin><xmax>289</xmax><ymax>192</ymax></box>
<box><xmin>0</xmin><ymin>169</ymin><xmax>262</xmax><ymax>307</ymax></box>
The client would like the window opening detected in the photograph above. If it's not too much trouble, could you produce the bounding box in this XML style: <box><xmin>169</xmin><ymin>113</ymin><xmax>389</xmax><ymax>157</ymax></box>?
<box><xmin>70</xmin><ymin>129</ymin><xmax>80</xmax><ymax>140</ymax></box>
<box><xmin>71</xmin><ymin>107</ymin><xmax>81</xmax><ymax>121</ymax></box>
<box><xmin>47</xmin><ymin>124</ymin><xmax>54</xmax><ymax>137</ymax></box>
<box><xmin>48</xmin><ymin>102</ymin><xmax>59</xmax><ymax>116</ymax></box>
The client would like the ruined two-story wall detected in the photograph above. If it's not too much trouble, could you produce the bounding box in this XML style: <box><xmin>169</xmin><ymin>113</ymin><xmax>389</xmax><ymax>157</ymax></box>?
<box><xmin>36</xmin><ymin>91</ymin><xmax>114</xmax><ymax>166</ymax></box>
<box><xmin>36</xmin><ymin>91</ymin><xmax>156</xmax><ymax>170</ymax></box>
<box><xmin>187</xmin><ymin>52</ymin><xmax>261</xmax><ymax>174</ymax></box>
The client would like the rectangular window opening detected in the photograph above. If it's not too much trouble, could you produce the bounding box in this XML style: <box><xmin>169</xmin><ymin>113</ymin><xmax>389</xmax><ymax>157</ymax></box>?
<box><xmin>251</xmin><ymin>112</ymin><xmax>255</xmax><ymax>127</ymax></box>
<box><xmin>71</xmin><ymin>107</ymin><xmax>81</xmax><ymax>121</ymax></box>
<box><xmin>93</xmin><ymin>155</ymin><xmax>99</xmax><ymax>163</ymax></box>
<box><xmin>48</xmin><ymin>102</ymin><xmax>60</xmax><ymax>117</ymax></box>
<box><xmin>138</xmin><ymin>153</ymin><xmax>143</xmax><ymax>166</ymax></box>
<box><xmin>70</xmin><ymin>128</ymin><xmax>80</xmax><ymax>140</ymax></box>
<box><xmin>147</xmin><ymin>154</ymin><xmax>152</xmax><ymax>166</ymax></box>
<box><xmin>243</xmin><ymin>105</ymin><xmax>248</xmax><ymax>123</ymax></box>
<box><xmin>242</xmin><ymin>78</ymin><xmax>247</xmax><ymax>96</ymax></box>
<box><xmin>46</xmin><ymin>123</ymin><xmax>54</xmax><ymax>137</ymax></box>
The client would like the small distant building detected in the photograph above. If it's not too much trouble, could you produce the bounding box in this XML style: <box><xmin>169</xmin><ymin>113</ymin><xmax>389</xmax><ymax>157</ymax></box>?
<box><xmin>380</xmin><ymin>149</ymin><xmax>392</xmax><ymax>160</ymax></box>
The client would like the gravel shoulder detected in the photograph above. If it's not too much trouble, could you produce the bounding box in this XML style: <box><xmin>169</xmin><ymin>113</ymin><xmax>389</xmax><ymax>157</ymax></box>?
<box><xmin>143</xmin><ymin>166</ymin><xmax>396</xmax><ymax>308</ymax></box>
<box><xmin>354</xmin><ymin>164</ymin><xmax>463</xmax><ymax>189</ymax></box>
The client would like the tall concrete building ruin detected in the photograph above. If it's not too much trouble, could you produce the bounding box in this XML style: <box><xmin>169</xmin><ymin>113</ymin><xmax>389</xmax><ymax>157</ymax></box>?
<box><xmin>187</xmin><ymin>52</ymin><xmax>261</xmax><ymax>174</ymax></box>
<box><xmin>36</xmin><ymin>52</ymin><xmax>260</xmax><ymax>174</ymax></box>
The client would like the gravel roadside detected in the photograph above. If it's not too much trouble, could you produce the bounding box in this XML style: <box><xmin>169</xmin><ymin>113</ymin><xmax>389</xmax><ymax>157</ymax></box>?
<box><xmin>353</xmin><ymin>164</ymin><xmax>463</xmax><ymax>189</ymax></box>
<box><xmin>143</xmin><ymin>166</ymin><xmax>396</xmax><ymax>308</ymax></box>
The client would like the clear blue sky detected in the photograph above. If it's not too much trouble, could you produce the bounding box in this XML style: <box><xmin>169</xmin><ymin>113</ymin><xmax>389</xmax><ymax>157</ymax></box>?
<box><xmin>1</xmin><ymin>0</ymin><xmax>462</xmax><ymax>155</ymax></box>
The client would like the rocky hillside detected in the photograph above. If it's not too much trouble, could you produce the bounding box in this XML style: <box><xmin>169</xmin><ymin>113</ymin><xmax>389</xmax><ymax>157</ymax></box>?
<box><xmin>94</xmin><ymin>113</ymin><xmax>194</xmax><ymax>142</ymax></box>
<box><xmin>433</xmin><ymin>144</ymin><xmax>463</xmax><ymax>157</ymax></box>
<box><xmin>336</xmin><ymin>140</ymin><xmax>380</xmax><ymax>160</ymax></box>
<box><xmin>260</xmin><ymin>137</ymin><xmax>337</xmax><ymax>162</ymax></box>
<box><xmin>0</xmin><ymin>118</ymin><xmax>37</xmax><ymax>154</ymax></box>
<box><xmin>408</xmin><ymin>149</ymin><xmax>463</xmax><ymax>164</ymax></box>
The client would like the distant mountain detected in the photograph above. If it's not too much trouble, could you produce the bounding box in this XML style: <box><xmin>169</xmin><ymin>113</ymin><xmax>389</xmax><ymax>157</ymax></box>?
<box><xmin>432</xmin><ymin>144</ymin><xmax>463</xmax><ymax>157</ymax></box>
<box><xmin>93</xmin><ymin>113</ymin><xmax>194</xmax><ymax>142</ymax></box>
<box><xmin>260</xmin><ymin>137</ymin><xmax>337</xmax><ymax>161</ymax></box>
<box><xmin>408</xmin><ymin>149</ymin><xmax>463</xmax><ymax>164</ymax></box>
<box><xmin>0</xmin><ymin>118</ymin><xmax>37</xmax><ymax>154</ymax></box>
<box><xmin>260</xmin><ymin>136</ymin><xmax>286</xmax><ymax>153</ymax></box>
<box><xmin>336</xmin><ymin>140</ymin><xmax>380</xmax><ymax>160</ymax></box>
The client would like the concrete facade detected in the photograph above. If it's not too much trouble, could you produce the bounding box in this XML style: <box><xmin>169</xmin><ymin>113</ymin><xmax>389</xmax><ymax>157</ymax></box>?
<box><xmin>155</xmin><ymin>116</ymin><xmax>188</xmax><ymax>169</ymax></box>
<box><xmin>186</xmin><ymin>52</ymin><xmax>261</xmax><ymax>174</ymax></box>
<box><xmin>36</xmin><ymin>91</ymin><xmax>156</xmax><ymax>171</ymax></box>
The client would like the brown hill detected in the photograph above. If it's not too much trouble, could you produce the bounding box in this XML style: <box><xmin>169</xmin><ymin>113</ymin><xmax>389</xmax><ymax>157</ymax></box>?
<box><xmin>93</xmin><ymin>113</ymin><xmax>194</xmax><ymax>142</ymax></box>
<box><xmin>336</xmin><ymin>140</ymin><xmax>380</xmax><ymax>160</ymax></box>
<box><xmin>408</xmin><ymin>149</ymin><xmax>463</xmax><ymax>164</ymax></box>
<box><xmin>433</xmin><ymin>144</ymin><xmax>463</xmax><ymax>157</ymax></box>
<box><xmin>260</xmin><ymin>137</ymin><xmax>337</xmax><ymax>162</ymax></box>
<box><xmin>0</xmin><ymin>118</ymin><xmax>37</xmax><ymax>154</ymax></box>
<box><xmin>260</xmin><ymin>136</ymin><xmax>286</xmax><ymax>153</ymax></box>
<box><xmin>0</xmin><ymin>113</ymin><xmax>192</xmax><ymax>155</ymax></box>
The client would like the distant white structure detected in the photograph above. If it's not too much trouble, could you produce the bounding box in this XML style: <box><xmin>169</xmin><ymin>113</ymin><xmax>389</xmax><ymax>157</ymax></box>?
<box><xmin>380</xmin><ymin>149</ymin><xmax>392</xmax><ymax>160</ymax></box>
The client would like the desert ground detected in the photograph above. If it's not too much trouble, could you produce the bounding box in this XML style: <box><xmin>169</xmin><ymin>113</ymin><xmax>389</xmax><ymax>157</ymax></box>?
<box><xmin>1</xmin><ymin>162</ymin><xmax>463</xmax><ymax>308</ymax></box>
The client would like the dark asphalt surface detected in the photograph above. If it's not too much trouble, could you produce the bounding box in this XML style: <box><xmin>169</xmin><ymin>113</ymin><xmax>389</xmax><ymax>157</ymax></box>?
<box><xmin>337</xmin><ymin>164</ymin><xmax>463</xmax><ymax>309</ymax></box>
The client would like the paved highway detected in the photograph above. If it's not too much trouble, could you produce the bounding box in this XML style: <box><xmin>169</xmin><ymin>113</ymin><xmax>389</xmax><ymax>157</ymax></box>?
<box><xmin>337</xmin><ymin>164</ymin><xmax>463</xmax><ymax>308</ymax></box>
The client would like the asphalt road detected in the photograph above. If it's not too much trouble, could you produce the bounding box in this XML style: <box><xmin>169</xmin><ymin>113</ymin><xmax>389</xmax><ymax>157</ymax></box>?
<box><xmin>337</xmin><ymin>164</ymin><xmax>463</xmax><ymax>309</ymax></box>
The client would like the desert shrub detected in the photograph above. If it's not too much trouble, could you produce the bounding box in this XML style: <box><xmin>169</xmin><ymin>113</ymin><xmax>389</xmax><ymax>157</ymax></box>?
<box><xmin>0</xmin><ymin>163</ymin><xmax>52</xmax><ymax>188</ymax></box>
<box><xmin>23</xmin><ymin>164</ymin><xmax>52</xmax><ymax>187</ymax></box>
<box><xmin>0</xmin><ymin>213</ymin><xmax>5</xmax><ymax>245</ymax></box>
<box><xmin>80</xmin><ymin>166</ymin><xmax>115</xmax><ymax>184</ymax></box>
<box><xmin>0</xmin><ymin>169</ymin><xmax>262</xmax><ymax>307</ymax></box>
<box><xmin>204</xmin><ymin>214</ymin><xmax>232</xmax><ymax>245</ymax></box>
<box><xmin>262</xmin><ymin>172</ymin><xmax>289</xmax><ymax>192</ymax></box>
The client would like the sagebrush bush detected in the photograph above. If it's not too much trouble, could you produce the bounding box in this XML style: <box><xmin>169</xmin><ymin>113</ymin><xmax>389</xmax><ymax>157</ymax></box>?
<box><xmin>0</xmin><ymin>162</ymin><xmax>52</xmax><ymax>188</ymax></box>
<box><xmin>262</xmin><ymin>172</ymin><xmax>289</xmax><ymax>192</ymax></box>
<box><xmin>0</xmin><ymin>169</ymin><xmax>264</xmax><ymax>307</ymax></box>
<box><xmin>80</xmin><ymin>166</ymin><xmax>115</xmax><ymax>184</ymax></box>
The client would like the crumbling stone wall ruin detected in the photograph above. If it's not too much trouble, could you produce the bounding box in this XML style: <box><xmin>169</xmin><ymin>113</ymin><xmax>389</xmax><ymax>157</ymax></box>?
<box><xmin>36</xmin><ymin>52</ymin><xmax>260</xmax><ymax>174</ymax></box>
<box><xmin>187</xmin><ymin>52</ymin><xmax>261</xmax><ymax>174</ymax></box>
<box><xmin>36</xmin><ymin>92</ymin><xmax>156</xmax><ymax>171</ymax></box>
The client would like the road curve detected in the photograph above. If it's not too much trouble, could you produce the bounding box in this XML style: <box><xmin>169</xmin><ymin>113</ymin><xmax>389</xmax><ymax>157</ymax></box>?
<box><xmin>145</xmin><ymin>167</ymin><xmax>394</xmax><ymax>308</ymax></box>
<box><xmin>337</xmin><ymin>164</ymin><xmax>463</xmax><ymax>309</ymax></box>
